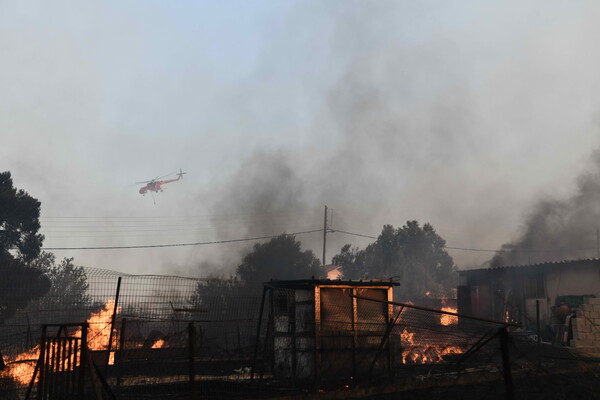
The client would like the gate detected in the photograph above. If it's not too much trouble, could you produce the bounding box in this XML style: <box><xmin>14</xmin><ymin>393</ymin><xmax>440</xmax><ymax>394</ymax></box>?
<box><xmin>27</xmin><ymin>323</ymin><xmax>88</xmax><ymax>400</ymax></box>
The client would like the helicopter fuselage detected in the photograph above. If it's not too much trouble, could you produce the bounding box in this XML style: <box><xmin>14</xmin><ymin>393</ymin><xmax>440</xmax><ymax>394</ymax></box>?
<box><xmin>138</xmin><ymin>177</ymin><xmax>179</xmax><ymax>195</ymax></box>
<box><xmin>137</xmin><ymin>170</ymin><xmax>186</xmax><ymax>196</ymax></box>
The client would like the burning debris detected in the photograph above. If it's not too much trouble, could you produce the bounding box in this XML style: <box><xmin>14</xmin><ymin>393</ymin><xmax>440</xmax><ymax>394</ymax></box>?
<box><xmin>440</xmin><ymin>302</ymin><xmax>459</xmax><ymax>326</ymax></box>
<box><xmin>397</xmin><ymin>302</ymin><xmax>466</xmax><ymax>365</ymax></box>
<box><xmin>0</xmin><ymin>271</ymin><xmax>563</xmax><ymax>400</ymax></box>
<box><xmin>1</xmin><ymin>301</ymin><xmax>120</xmax><ymax>385</ymax></box>
<box><xmin>2</xmin><ymin>346</ymin><xmax>40</xmax><ymax>385</ymax></box>
<box><xmin>399</xmin><ymin>325</ymin><xmax>464</xmax><ymax>364</ymax></box>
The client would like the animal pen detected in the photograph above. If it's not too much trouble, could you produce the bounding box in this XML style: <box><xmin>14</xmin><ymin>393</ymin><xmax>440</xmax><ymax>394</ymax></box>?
<box><xmin>1</xmin><ymin>267</ymin><xmax>599</xmax><ymax>400</ymax></box>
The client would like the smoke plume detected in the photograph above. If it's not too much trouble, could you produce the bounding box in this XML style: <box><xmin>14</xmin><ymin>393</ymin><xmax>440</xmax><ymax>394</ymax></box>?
<box><xmin>204</xmin><ymin>151</ymin><xmax>315</xmax><ymax>267</ymax></box>
<box><xmin>4</xmin><ymin>1</ymin><xmax>600</xmax><ymax>275</ymax></box>
<box><xmin>491</xmin><ymin>151</ymin><xmax>600</xmax><ymax>267</ymax></box>
<box><xmin>203</xmin><ymin>1</ymin><xmax>600</xmax><ymax>273</ymax></box>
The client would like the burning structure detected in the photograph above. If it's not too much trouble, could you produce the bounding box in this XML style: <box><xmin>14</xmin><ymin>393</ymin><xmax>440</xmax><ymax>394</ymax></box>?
<box><xmin>457</xmin><ymin>258</ymin><xmax>600</xmax><ymax>346</ymax></box>
<box><xmin>254</xmin><ymin>277</ymin><xmax>523</xmax><ymax>392</ymax></box>
<box><xmin>257</xmin><ymin>279</ymin><xmax>397</xmax><ymax>383</ymax></box>
<box><xmin>0</xmin><ymin>268</ymin><xmax>554</xmax><ymax>399</ymax></box>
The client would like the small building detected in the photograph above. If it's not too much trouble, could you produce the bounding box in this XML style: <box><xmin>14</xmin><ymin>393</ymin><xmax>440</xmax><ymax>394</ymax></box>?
<box><xmin>457</xmin><ymin>259</ymin><xmax>600</xmax><ymax>345</ymax></box>
<box><xmin>324</xmin><ymin>264</ymin><xmax>344</xmax><ymax>280</ymax></box>
<box><xmin>261</xmin><ymin>279</ymin><xmax>397</xmax><ymax>383</ymax></box>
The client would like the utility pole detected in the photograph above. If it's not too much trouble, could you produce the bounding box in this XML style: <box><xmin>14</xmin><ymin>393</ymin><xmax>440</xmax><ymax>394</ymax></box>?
<box><xmin>323</xmin><ymin>205</ymin><xmax>328</xmax><ymax>266</ymax></box>
<box><xmin>596</xmin><ymin>229</ymin><xmax>600</xmax><ymax>258</ymax></box>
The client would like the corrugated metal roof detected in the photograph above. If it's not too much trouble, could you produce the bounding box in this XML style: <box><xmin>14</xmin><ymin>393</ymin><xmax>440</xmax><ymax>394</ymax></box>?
<box><xmin>264</xmin><ymin>278</ymin><xmax>399</xmax><ymax>290</ymax></box>
<box><xmin>459</xmin><ymin>258</ymin><xmax>600</xmax><ymax>274</ymax></box>
<box><xmin>323</xmin><ymin>264</ymin><xmax>343</xmax><ymax>273</ymax></box>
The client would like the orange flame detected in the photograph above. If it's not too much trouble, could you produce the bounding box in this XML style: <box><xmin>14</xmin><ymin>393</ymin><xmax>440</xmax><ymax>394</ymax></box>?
<box><xmin>440</xmin><ymin>306</ymin><xmax>458</xmax><ymax>326</ymax></box>
<box><xmin>1</xmin><ymin>301</ymin><xmax>120</xmax><ymax>385</ymax></box>
<box><xmin>400</xmin><ymin>327</ymin><xmax>464</xmax><ymax>364</ymax></box>
<box><xmin>398</xmin><ymin>301</ymin><xmax>464</xmax><ymax>364</ymax></box>
<box><xmin>151</xmin><ymin>339</ymin><xmax>166</xmax><ymax>349</ymax></box>
<box><xmin>85</xmin><ymin>300</ymin><xmax>120</xmax><ymax>364</ymax></box>
<box><xmin>2</xmin><ymin>346</ymin><xmax>41</xmax><ymax>385</ymax></box>
<box><xmin>440</xmin><ymin>298</ymin><xmax>458</xmax><ymax>326</ymax></box>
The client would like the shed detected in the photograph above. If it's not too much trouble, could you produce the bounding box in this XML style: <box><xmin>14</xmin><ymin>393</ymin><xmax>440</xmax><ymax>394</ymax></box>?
<box><xmin>259</xmin><ymin>279</ymin><xmax>397</xmax><ymax>383</ymax></box>
<box><xmin>457</xmin><ymin>259</ymin><xmax>600</xmax><ymax>345</ymax></box>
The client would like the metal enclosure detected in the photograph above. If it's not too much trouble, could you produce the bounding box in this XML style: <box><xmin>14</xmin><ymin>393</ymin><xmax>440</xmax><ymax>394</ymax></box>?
<box><xmin>265</xmin><ymin>280</ymin><xmax>396</xmax><ymax>383</ymax></box>
<box><xmin>457</xmin><ymin>259</ymin><xmax>600</xmax><ymax>332</ymax></box>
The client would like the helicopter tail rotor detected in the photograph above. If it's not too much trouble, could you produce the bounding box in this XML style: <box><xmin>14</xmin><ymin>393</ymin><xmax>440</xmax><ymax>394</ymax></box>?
<box><xmin>177</xmin><ymin>168</ymin><xmax>187</xmax><ymax>179</ymax></box>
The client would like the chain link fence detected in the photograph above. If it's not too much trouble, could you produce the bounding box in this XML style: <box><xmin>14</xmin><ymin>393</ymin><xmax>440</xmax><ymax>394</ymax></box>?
<box><xmin>0</xmin><ymin>267</ymin><xmax>265</xmax><ymax>399</ymax></box>
<box><xmin>1</xmin><ymin>267</ymin><xmax>600</xmax><ymax>399</ymax></box>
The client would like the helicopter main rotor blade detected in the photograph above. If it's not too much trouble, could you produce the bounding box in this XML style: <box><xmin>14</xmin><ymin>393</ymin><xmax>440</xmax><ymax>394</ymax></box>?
<box><xmin>155</xmin><ymin>171</ymin><xmax>177</xmax><ymax>181</ymax></box>
<box><xmin>134</xmin><ymin>176</ymin><xmax>160</xmax><ymax>184</ymax></box>
<box><xmin>135</xmin><ymin>170</ymin><xmax>179</xmax><ymax>186</ymax></box>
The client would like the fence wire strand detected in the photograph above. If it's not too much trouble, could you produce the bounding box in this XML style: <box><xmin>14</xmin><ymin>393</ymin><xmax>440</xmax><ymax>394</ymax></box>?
<box><xmin>1</xmin><ymin>268</ymin><xmax>600</xmax><ymax>399</ymax></box>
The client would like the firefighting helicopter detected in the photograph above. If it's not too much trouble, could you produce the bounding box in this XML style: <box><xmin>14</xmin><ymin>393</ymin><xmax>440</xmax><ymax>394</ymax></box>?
<box><xmin>136</xmin><ymin>169</ymin><xmax>187</xmax><ymax>196</ymax></box>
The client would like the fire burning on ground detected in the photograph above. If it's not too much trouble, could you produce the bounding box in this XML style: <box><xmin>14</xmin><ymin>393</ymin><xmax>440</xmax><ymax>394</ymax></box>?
<box><xmin>400</xmin><ymin>328</ymin><xmax>464</xmax><ymax>364</ymax></box>
<box><xmin>1</xmin><ymin>346</ymin><xmax>41</xmax><ymax>386</ymax></box>
<box><xmin>398</xmin><ymin>301</ymin><xmax>465</xmax><ymax>364</ymax></box>
<box><xmin>440</xmin><ymin>300</ymin><xmax>459</xmax><ymax>326</ymax></box>
<box><xmin>87</xmin><ymin>300</ymin><xmax>120</xmax><ymax>362</ymax></box>
<box><xmin>1</xmin><ymin>301</ymin><xmax>120</xmax><ymax>385</ymax></box>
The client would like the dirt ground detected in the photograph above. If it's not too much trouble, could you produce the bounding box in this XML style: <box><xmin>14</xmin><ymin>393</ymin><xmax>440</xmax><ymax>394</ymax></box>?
<box><xmin>359</xmin><ymin>369</ymin><xmax>600</xmax><ymax>400</ymax></box>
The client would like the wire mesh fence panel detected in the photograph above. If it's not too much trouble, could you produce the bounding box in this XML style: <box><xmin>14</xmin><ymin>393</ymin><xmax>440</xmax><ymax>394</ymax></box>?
<box><xmin>1</xmin><ymin>267</ymin><xmax>120</xmax><ymax>398</ymax></box>
<box><xmin>3</xmin><ymin>271</ymin><xmax>600</xmax><ymax>399</ymax></box>
<box><xmin>0</xmin><ymin>267</ymin><xmax>267</xmax><ymax>399</ymax></box>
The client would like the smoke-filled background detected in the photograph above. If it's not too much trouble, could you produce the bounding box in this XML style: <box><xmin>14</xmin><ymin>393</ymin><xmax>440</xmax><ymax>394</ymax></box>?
<box><xmin>491</xmin><ymin>150</ymin><xmax>600</xmax><ymax>267</ymax></box>
<box><xmin>2</xmin><ymin>0</ymin><xmax>600</xmax><ymax>275</ymax></box>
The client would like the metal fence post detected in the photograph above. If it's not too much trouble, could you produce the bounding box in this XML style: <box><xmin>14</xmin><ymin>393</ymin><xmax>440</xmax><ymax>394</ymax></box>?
<box><xmin>37</xmin><ymin>325</ymin><xmax>47</xmax><ymax>400</ymax></box>
<box><xmin>106</xmin><ymin>276</ymin><xmax>122</xmax><ymax>374</ymax></box>
<box><xmin>251</xmin><ymin>286</ymin><xmax>267</xmax><ymax>382</ymax></box>
<box><xmin>116</xmin><ymin>318</ymin><xmax>127</xmax><ymax>391</ymax></box>
<box><xmin>536</xmin><ymin>299</ymin><xmax>541</xmax><ymax>365</ymax></box>
<box><xmin>499</xmin><ymin>326</ymin><xmax>515</xmax><ymax>400</ymax></box>
<box><xmin>189</xmin><ymin>322</ymin><xmax>196</xmax><ymax>399</ymax></box>
<box><xmin>79</xmin><ymin>323</ymin><xmax>88</xmax><ymax>400</ymax></box>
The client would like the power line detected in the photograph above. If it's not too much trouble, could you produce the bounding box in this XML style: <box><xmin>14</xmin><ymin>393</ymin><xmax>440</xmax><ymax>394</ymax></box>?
<box><xmin>39</xmin><ymin>217</ymin><xmax>600</xmax><ymax>255</ymax></box>
<box><xmin>330</xmin><ymin>229</ymin><xmax>377</xmax><ymax>240</ymax></box>
<box><xmin>42</xmin><ymin>229</ymin><xmax>322</xmax><ymax>250</ymax></box>
<box><xmin>39</xmin><ymin>215</ymin><xmax>309</xmax><ymax>234</ymax></box>
<box><xmin>40</xmin><ymin>211</ymin><xmax>308</xmax><ymax>221</ymax></box>
<box><xmin>444</xmin><ymin>246</ymin><xmax>502</xmax><ymax>253</ymax></box>
<box><xmin>335</xmin><ymin>229</ymin><xmax>497</xmax><ymax>252</ymax></box>
<box><xmin>331</xmin><ymin>229</ymin><xmax>597</xmax><ymax>254</ymax></box>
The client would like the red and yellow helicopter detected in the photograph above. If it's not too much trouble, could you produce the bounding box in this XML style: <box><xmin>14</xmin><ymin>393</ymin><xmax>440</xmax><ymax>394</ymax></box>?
<box><xmin>137</xmin><ymin>169</ymin><xmax>187</xmax><ymax>195</ymax></box>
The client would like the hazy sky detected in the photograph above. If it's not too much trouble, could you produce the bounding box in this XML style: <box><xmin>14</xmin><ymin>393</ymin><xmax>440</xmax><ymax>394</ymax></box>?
<box><xmin>2</xmin><ymin>0</ymin><xmax>599</xmax><ymax>275</ymax></box>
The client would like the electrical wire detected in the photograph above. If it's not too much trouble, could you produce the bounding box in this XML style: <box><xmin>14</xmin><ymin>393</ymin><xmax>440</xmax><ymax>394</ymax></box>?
<box><xmin>330</xmin><ymin>229</ymin><xmax>598</xmax><ymax>255</ymax></box>
<box><xmin>42</xmin><ymin>229</ymin><xmax>323</xmax><ymax>250</ymax></box>
<box><xmin>39</xmin><ymin>216</ymin><xmax>600</xmax><ymax>255</ymax></box>
<box><xmin>329</xmin><ymin>229</ymin><xmax>376</xmax><ymax>240</ymax></box>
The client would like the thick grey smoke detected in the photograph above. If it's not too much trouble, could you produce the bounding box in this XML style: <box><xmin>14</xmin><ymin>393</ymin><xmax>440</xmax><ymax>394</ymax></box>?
<box><xmin>204</xmin><ymin>151</ymin><xmax>315</xmax><ymax>268</ymax></box>
<box><xmin>491</xmin><ymin>151</ymin><xmax>600</xmax><ymax>267</ymax></box>
<box><xmin>211</xmin><ymin>151</ymin><xmax>308</xmax><ymax>235</ymax></box>
<box><xmin>4</xmin><ymin>1</ymin><xmax>600</xmax><ymax>276</ymax></box>
<box><xmin>201</xmin><ymin>0</ymin><xmax>600</xmax><ymax>274</ymax></box>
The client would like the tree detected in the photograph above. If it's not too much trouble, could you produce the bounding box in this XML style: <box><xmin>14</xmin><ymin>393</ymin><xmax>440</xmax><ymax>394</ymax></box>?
<box><xmin>332</xmin><ymin>221</ymin><xmax>456</xmax><ymax>299</ymax></box>
<box><xmin>186</xmin><ymin>276</ymin><xmax>264</xmax><ymax>355</ymax></box>
<box><xmin>236</xmin><ymin>234</ymin><xmax>324</xmax><ymax>282</ymax></box>
<box><xmin>332</xmin><ymin>244</ymin><xmax>366</xmax><ymax>279</ymax></box>
<box><xmin>0</xmin><ymin>172</ymin><xmax>49</xmax><ymax>325</ymax></box>
<box><xmin>0</xmin><ymin>171</ymin><xmax>44</xmax><ymax>262</ymax></box>
<box><xmin>0</xmin><ymin>252</ymin><xmax>50</xmax><ymax>325</ymax></box>
<box><xmin>26</xmin><ymin>253</ymin><xmax>93</xmax><ymax>324</ymax></box>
